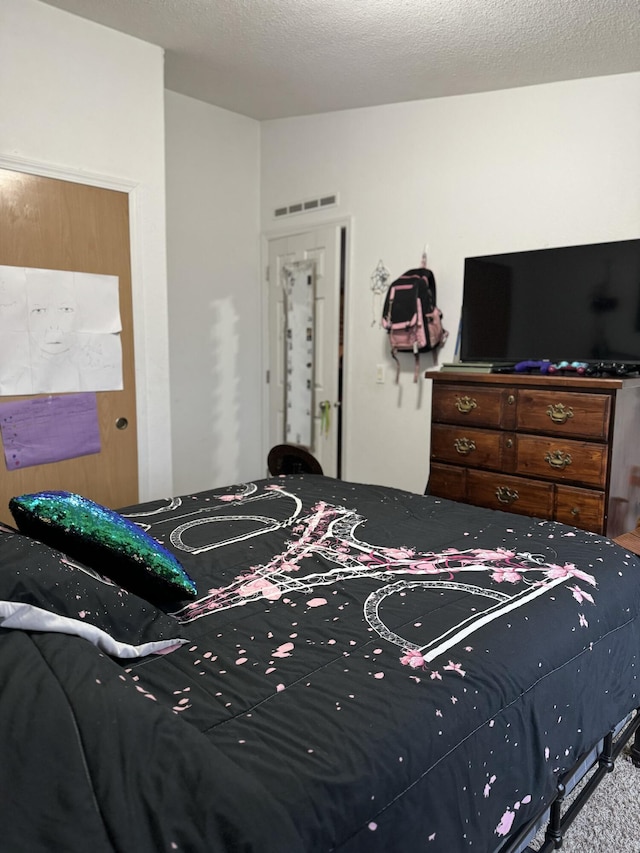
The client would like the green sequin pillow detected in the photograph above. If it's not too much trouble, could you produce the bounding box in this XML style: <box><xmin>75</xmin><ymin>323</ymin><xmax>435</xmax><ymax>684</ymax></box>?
<box><xmin>0</xmin><ymin>523</ymin><xmax>187</xmax><ymax>658</ymax></box>
<box><xmin>9</xmin><ymin>491</ymin><xmax>197</xmax><ymax>603</ymax></box>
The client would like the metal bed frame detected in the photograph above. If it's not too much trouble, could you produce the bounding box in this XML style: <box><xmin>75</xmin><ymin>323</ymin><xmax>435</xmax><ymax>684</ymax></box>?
<box><xmin>498</xmin><ymin>708</ymin><xmax>640</xmax><ymax>852</ymax></box>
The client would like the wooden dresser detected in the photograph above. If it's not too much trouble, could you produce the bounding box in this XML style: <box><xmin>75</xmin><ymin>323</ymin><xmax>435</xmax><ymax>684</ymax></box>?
<box><xmin>427</xmin><ymin>372</ymin><xmax>640</xmax><ymax>536</ymax></box>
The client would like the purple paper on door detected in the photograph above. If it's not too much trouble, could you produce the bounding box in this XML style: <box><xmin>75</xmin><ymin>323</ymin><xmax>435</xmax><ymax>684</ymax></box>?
<box><xmin>0</xmin><ymin>393</ymin><xmax>101</xmax><ymax>470</ymax></box>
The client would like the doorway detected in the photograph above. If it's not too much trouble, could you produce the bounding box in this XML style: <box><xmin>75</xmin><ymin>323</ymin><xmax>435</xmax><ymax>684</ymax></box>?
<box><xmin>265</xmin><ymin>221</ymin><xmax>348</xmax><ymax>479</ymax></box>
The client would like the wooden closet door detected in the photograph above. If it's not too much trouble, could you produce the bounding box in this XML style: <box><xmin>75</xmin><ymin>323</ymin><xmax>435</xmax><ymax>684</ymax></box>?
<box><xmin>0</xmin><ymin>168</ymin><xmax>138</xmax><ymax>524</ymax></box>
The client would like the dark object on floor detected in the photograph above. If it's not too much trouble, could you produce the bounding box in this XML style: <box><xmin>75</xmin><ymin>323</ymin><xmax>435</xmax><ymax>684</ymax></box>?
<box><xmin>267</xmin><ymin>444</ymin><xmax>323</xmax><ymax>476</ymax></box>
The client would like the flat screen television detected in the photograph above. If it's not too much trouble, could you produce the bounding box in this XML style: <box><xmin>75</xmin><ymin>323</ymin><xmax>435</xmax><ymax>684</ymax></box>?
<box><xmin>460</xmin><ymin>239</ymin><xmax>640</xmax><ymax>366</ymax></box>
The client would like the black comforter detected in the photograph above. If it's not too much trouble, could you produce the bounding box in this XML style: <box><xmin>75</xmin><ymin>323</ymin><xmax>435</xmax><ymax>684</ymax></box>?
<box><xmin>2</xmin><ymin>476</ymin><xmax>639</xmax><ymax>852</ymax></box>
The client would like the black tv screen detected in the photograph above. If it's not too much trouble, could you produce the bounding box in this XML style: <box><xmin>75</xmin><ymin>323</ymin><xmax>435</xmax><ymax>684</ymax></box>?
<box><xmin>460</xmin><ymin>239</ymin><xmax>640</xmax><ymax>365</ymax></box>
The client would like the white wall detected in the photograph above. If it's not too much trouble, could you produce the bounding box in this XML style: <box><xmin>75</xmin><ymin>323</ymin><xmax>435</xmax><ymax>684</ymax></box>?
<box><xmin>6</xmin><ymin>3</ymin><xmax>638</xmax><ymax>501</ymax></box>
<box><xmin>261</xmin><ymin>72</ymin><xmax>640</xmax><ymax>493</ymax></box>
<box><xmin>165</xmin><ymin>91</ymin><xmax>262</xmax><ymax>493</ymax></box>
<box><xmin>0</xmin><ymin>0</ymin><xmax>172</xmax><ymax>500</ymax></box>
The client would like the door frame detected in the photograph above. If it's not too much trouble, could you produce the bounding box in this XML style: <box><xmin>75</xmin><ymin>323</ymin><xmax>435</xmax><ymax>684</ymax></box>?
<box><xmin>0</xmin><ymin>153</ymin><xmax>148</xmax><ymax>493</ymax></box>
<box><xmin>261</xmin><ymin>216</ymin><xmax>352</xmax><ymax>478</ymax></box>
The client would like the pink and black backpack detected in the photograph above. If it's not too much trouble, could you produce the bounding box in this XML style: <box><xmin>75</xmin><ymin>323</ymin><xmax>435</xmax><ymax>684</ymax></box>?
<box><xmin>382</xmin><ymin>266</ymin><xmax>447</xmax><ymax>381</ymax></box>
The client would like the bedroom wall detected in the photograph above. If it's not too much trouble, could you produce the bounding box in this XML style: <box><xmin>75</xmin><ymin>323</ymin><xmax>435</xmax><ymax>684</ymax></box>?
<box><xmin>164</xmin><ymin>92</ymin><xmax>262</xmax><ymax>493</ymax></box>
<box><xmin>261</xmin><ymin>72</ymin><xmax>640</xmax><ymax>494</ymax></box>
<box><xmin>6</xmin><ymin>3</ymin><xmax>638</xmax><ymax>502</ymax></box>
<box><xmin>0</xmin><ymin>0</ymin><xmax>172</xmax><ymax>501</ymax></box>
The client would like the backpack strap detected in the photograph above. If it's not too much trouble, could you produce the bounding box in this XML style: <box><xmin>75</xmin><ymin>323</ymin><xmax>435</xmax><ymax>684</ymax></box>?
<box><xmin>391</xmin><ymin>343</ymin><xmax>420</xmax><ymax>383</ymax></box>
<box><xmin>391</xmin><ymin>345</ymin><xmax>400</xmax><ymax>383</ymax></box>
<box><xmin>386</xmin><ymin>286</ymin><xmax>400</xmax><ymax>382</ymax></box>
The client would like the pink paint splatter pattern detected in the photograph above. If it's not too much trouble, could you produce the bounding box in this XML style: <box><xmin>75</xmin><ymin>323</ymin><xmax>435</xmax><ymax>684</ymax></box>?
<box><xmin>172</xmin><ymin>491</ymin><xmax>595</xmax><ymax>629</ymax></box>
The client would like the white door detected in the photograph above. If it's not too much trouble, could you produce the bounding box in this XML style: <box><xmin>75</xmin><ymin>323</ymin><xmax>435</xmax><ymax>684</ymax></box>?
<box><xmin>267</xmin><ymin>224</ymin><xmax>343</xmax><ymax>478</ymax></box>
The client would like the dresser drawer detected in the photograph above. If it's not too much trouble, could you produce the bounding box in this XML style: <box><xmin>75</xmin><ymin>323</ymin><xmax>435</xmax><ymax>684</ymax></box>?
<box><xmin>431</xmin><ymin>424</ymin><xmax>504</xmax><ymax>470</ymax></box>
<box><xmin>555</xmin><ymin>485</ymin><xmax>605</xmax><ymax>533</ymax></box>
<box><xmin>515</xmin><ymin>435</ymin><xmax>608</xmax><ymax>487</ymax></box>
<box><xmin>467</xmin><ymin>470</ymin><xmax>554</xmax><ymax>519</ymax></box>
<box><xmin>428</xmin><ymin>462</ymin><xmax>467</xmax><ymax>502</ymax></box>
<box><xmin>432</xmin><ymin>384</ymin><xmax>517</xmax><ymax>429</ymax></box>
<box><xmin>516</xmin><ymin>390</ymin><xmax>611</xmax><ymax>440</ymax></box>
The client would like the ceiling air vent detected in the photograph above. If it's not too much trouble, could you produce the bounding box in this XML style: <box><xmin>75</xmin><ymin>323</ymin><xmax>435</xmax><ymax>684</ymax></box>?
<box><xmin>273</xmin><ymin>193</ymin><xmax>339</xmax><ymax>218</ymax></box>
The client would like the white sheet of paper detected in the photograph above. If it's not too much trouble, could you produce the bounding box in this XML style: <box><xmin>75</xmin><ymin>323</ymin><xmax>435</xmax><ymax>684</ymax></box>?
<box><xmin>0</xmin><ymin>266</ymin><xmax>28</xmax><ymax>329</ymax></box>
<box><xmin>75</xmin><ymin>272</ymin><xmax>122</xmax><ymax>333</ymax></box>
<box><xmin>0</xmin><ymin>332</ymin><xmax>33</xmax><ymax>396</ymax></box>
<box><xmin>0</xmin><ymin>265</ymin><xmax>123</xmax><ymax>396</ymax></box>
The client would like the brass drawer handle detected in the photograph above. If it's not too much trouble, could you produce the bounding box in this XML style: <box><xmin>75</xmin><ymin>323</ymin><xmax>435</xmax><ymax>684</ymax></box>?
<box><xmin>570</xmin><ymin>507</ymin><xmax>580</xmax><ymax>517</ymax></box>
<box><xmin>546</xmin><ymin>403</ymin><xmax>574</xmax><ymax>424</ymax></box>
<box><xmin>454</xmin><ymin>437</ymin><xmax>476</xmax><ymax>455</ymax></box>
<box><xmin>545</xmin><ymin>449</ymin><xmax>572</xmax><ymax>470</ymax></box>
<box><xmin>455</xmin><ymin>395</ymin><xmax>477</xmax><ymax>414</ymax></box>
<box><xmin>496</xmin><ymin>486</ymin><xmax>519</xmax><ymax>504</ymax></box>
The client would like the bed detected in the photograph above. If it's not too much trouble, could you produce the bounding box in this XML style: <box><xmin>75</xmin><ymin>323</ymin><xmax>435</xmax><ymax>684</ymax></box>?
<box><xmin>1</xmin><ymin>474</ymin><xmax>639</xmax><ymax>852</ymax></box>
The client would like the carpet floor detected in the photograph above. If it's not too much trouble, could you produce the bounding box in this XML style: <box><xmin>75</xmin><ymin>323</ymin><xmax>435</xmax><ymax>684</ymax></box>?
<box><xmin>528</xmin><ymin>745</ymin><xmax>640</xmax><ymax>852</ymax></box>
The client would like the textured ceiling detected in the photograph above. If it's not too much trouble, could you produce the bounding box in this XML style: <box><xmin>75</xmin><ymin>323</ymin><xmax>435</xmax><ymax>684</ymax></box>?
<box><xmin>39</xmin><ymin>0</ymin><xmax>640</xmax><ymax>120</ymax></box>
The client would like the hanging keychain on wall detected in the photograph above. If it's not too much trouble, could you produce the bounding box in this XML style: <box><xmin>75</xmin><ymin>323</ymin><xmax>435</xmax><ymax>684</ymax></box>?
<box><xmin>370</xmin><ymin>259</ymin><xmax>390</xmax><ymax>326</ymax></box>
<box><xmin>319</xmin><ymin>400</ymin><xmax>331</xmax><ymax>437</ymax></box>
